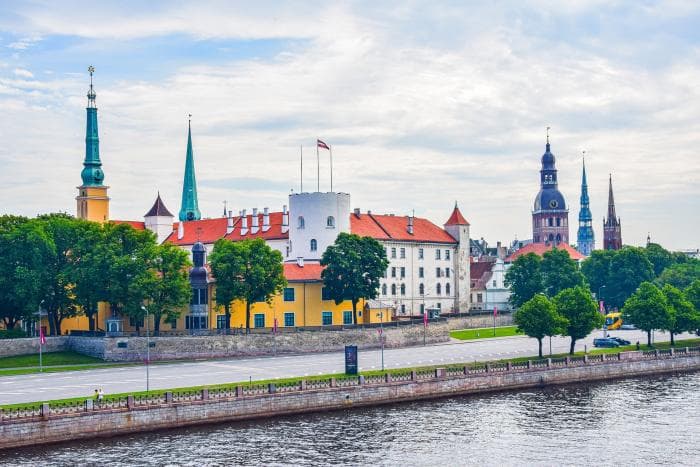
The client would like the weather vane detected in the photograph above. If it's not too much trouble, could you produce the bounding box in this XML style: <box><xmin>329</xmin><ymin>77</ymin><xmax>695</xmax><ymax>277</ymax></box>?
<box><xmin>546</xmin><ymin>126</ymin><xmax>551</xmax><ymax>143</ymax></box>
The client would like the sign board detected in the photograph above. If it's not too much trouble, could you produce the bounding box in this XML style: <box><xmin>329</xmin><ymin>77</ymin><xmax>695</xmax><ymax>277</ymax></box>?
<box><xmin>345</xmin><ymin>345</ymin><xmax>358</xmax><ymax>375</ymax></box>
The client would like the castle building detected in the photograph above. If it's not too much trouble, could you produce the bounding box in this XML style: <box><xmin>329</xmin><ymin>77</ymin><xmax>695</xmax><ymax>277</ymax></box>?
<box><xmin>603</xmin><ymin>175</ymin><xmax>622</xmax><ymax>250</ymax></box>
<box><xmin>76</xmin><ymin>67</ymin><xmax>109</xmax><ymax>223</ymax></box>
<box><xmin>532</xmin><ymin>134</ymin><xmax>569</xmax><ymax>245</ymax></box>
<box><xmin>576</xmin><ymin>158</ymin><xmax>595</xmax><ymax>256</ymax></box>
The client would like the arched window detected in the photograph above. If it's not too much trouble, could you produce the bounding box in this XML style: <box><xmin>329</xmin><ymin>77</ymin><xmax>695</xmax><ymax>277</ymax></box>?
<box><xmin>548</xmin><ymin>233</ymin><xmax>554</xmax><ymax>242</ymax></box>
<box><xmin>436</xmin><ymin>283</ymin><xmax>442</xmax><ymax>295</ymax></box>
<box><xmin>326</xmin><ymin>216</ymin><xmax>335</xmax><ymax>228</ymax></box>
<box><xmin>556</xmin><ymin>217</ymin><xmax>561</xmax><ymax>227</ymax></box>
<box><xmin>382</xmin><ymin>284</ymin><xmax>387</xmax><ymax>296</ymax></box>
<box><xmin>310</xmin><ymin>239</ymin><xmax>317</xmax><ymax>251</ymax></box>
<box><xmin>556</xmin><ymin>233</ymin><xmax>561</xmax><ymax>243</ymax></box>
<box><xmin>400</xmin><ymin>283</ymin><xmax>406</xmax><ymax>296</ymax></box>
<box><xmin>445</xmin><ymin>283</ymin><xmax>451</xmax><ymax>295</ymax></box>
<box><xmin>548</xmin><ymin>218</ymin><xmax>553</xmax><ymax>227</ymax></box>
<box><xmin>391</xmin><ymin>284</ymin><xmax>397</xmax><ymax>295</ymax></box>
<box><xmin>298</xmin><ymin>216</ymin><xmax>305</xmax><ymax>229</ymax></box>
<box><xmin>419</xmin><ymin>283</ymin><xmax>424</xmax><ymax>295</ymax></box>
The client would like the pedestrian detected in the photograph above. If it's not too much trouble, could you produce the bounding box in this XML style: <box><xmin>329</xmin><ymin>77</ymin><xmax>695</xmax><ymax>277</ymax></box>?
<box><xmin>98</xmin><ymin>388</ymin><xmax>104</xmax><ymax>402</ymax></box>
<box><xmin>94</xmin><ymin>389</ymin><xmax>99</xmax><ymax>401</ymax></box>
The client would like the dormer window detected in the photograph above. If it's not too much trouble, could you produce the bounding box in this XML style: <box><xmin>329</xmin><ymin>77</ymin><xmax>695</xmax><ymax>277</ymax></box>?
<box><xmin>326</xmin><ymin>216</ymin><xmax>335</xmax><ymax>228</ymax></box>
<box><xmin>298</xmin><ymin>216</ymin><xmax>305</xmax><ymax>229</ymax></box>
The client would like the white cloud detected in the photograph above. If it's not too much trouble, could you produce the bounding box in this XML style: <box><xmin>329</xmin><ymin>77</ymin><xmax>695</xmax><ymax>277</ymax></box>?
<box><xmin>13</xmin><ymin>68</ymin><xmax>33</xmax><ymax>78</ymax></box>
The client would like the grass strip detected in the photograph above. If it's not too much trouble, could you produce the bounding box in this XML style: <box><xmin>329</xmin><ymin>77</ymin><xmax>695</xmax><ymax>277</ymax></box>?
<box><xmin>0</xmin><ymin>351</ymin><xmax>102</xmax><ymax>369</ymax></box>
<box><xmin>3</xmin><ymin>337</ymin><xmax>698</xmax><ymax>411</ymax></box>
<box><xmin>450</xmin><ymin>326</ymin><xmax>519</xmax><ymax>340</ymax></box>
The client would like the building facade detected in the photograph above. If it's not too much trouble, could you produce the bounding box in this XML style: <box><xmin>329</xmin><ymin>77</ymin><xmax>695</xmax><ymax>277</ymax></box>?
<box><xmin>532</xmin><ymin>136</ymin><xmax>569</xmax><ymax>245</ymax></box>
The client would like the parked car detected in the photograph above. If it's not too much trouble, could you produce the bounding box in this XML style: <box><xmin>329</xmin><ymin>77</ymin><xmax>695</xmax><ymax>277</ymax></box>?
<box><xmin>620</xmin><ymin>324</ymin><xmax>637</xmax><ymax>330</ymax></box>
<box><xmin>593</xmin><ymin>337</ymin><xmax>620</xmax><ymax>348</ymax></box>
<box><xmin>609</xmin><ymin>337</ymin><xmax>631</xmax><ymax>346</ymax></box>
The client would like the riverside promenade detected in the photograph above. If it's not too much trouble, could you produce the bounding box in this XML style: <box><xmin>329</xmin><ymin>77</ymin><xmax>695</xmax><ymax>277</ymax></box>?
<box><xmin>2</xmin><ymin>347</ymin><xmax>699</xmax><ymax>450</ymax></box>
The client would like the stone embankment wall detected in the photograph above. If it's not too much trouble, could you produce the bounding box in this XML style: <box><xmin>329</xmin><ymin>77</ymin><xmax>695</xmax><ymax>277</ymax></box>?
<box><xmin>0</xmin><ymin>315</ymin><xmax>511</xmax><ymax>361</ymax></box>
<box><xmin>1</xmin><ymin>348</ymin><xmax>698</xmax><ymax>450</ymax></box>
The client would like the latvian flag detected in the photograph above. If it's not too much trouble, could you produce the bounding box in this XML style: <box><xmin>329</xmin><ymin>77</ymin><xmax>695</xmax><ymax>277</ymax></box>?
<box><xmin>317</xmin><ymin>139</ymin><xmax>330</xmax><ymax>150</ymax></box>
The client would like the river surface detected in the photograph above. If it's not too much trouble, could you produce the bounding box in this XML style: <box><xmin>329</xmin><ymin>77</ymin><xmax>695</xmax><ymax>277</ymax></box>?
<box><xmin>2</xmin><ymin>372</ymin><xmax>699</xmax><ymax>466</ymax></box>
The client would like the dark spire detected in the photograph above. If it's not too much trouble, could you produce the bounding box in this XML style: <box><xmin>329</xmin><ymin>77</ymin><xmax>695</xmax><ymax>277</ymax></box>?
<box><xmin>80</xmin><ymin>65</ymin><xmax>104</xmax><ymax>186</ymax></box>
<box><xmin>606</xmin><ymin>174</ymin><xmax>617</xmax><ymax>223</ymax></box>
<box><xmin>577</xmin><ymin>154</ymin><xmax>594</xmax><ymax>255</ymax></box>
<box><xmin>145</xmin><ymin>192</ymin><xmax>174</xmax><ymax>217</ymax></box>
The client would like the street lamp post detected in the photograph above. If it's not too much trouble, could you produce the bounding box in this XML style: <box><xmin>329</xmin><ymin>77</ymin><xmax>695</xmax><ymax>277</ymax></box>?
<box><xmin>378</xmin><ymin>311</ymin><xmax>384</xmax><ymax>371</ymax></box>
<box><xmin>141</xmin><ymin>306</ymin><xmax>151</xmax><ymax>393</ymax></box>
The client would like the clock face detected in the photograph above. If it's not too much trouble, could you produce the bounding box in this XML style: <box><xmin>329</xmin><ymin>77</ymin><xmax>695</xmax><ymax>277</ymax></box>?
<box><xmin>549</xmin><ymin>199</ymin><xmax>558</xmax><ymax>209</ymax></box>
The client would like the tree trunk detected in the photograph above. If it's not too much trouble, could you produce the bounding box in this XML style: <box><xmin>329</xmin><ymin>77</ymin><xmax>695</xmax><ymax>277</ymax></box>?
<box><xmin>538</xmin><ymin>337</ymin><xmax>543</xmax><ymax>358</ymax></box>
<box><xmin>647</xmin><ymin>330</ymin><xmax>652</xmax><ymax>347</ymax></box>
<box><xmin>352</xmin><ymin>299</ymin><xmax>358</xmax><ymax>325</ymax></box>
<box><xmin>153</xmin><ymin>314</ymin><xmax>161</xmax><ymax>336</ymax></box>
<box><xmin>569</xmin><ymin>337</ymin><xmax>576</xmax><ymax>355</ymax></box>
<box><xmin>245</xmin><ymin>301</ymin><xmax>251</xmax><ymax>334</ymax></box>
<box><xmin>55</xmin><ymin>315</ymin><xmax>63</xmax><ymax>336</ymax></box>
<box><xmin>224</xmin><ymin>304</ymin><xmax>231</xmax><ymax>334</ymax></box>
<box><xmin>3</xmin><ymin>317</ymin><xmax>18</xmax><ymax>330</ymax></box>
<box><xmin>670</xmin><ymin>331</ymin><xmax>675</xmax><ymax>346</ymax></box>
<box><xmin>48</xmin><ymin>310</ymin><xmax>57</xmax><ymax>336</ymax></box>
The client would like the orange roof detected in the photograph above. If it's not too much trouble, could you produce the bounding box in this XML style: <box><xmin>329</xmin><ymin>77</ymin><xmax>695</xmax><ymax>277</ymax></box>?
<box><xmin>284</xmin><ymin>262</ymin><xmax>324</xmax><ymax>282</ymax></box>
<box><xmin>505</xmin><ymin>243</ymin><xmax>586</xmax><ymax>262</ymax></box>
<box><xmin>350</xmin><ymin>213</ymin><xmax>457</xmax><ymax>244</ymax></box>
<box><xmin>445</xmin><ymin>205</ymin><xmax>469</xmax><ymax>226</ymax></box>
<box><xmin>470</xmin><ymin>260</ymin><xmax>494</xmax><ymax>281</ymax></box>
<box><xmin>111</xmin><ymin>220</ymin><xmax>145</xmax><ymax>230</ymax></box>
<box><xmin>165</xmin><ymin>212</ymin><xmax>289</xmax><ymax>246</ymax></box>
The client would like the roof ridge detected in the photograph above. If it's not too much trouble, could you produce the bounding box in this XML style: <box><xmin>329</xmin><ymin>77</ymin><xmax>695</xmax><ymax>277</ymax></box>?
<box><xmin>367</xmin><ymin>213</ymin><xmax>392</xmax><ymax>239</ymax></box>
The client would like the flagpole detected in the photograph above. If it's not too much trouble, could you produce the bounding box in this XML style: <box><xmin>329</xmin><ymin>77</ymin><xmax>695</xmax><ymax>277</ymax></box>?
<box><xmin>330</xmin><ymin>145</ymin><xmax>333</xmax><ymax>192</ymax></box>
<box><xmin>316</xmin><ymin>139</ymin><xmax>320</xmax><ymax>192</ymax></box>
<box><xmin>300</xmin><ymin>144</ymin><xmax>303</xmax><ymax>192</ymax></box>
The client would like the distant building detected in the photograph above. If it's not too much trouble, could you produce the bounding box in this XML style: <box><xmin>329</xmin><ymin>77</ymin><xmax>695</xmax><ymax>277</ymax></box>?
<box><xmin>603</xmin><ymin>175</ymin><xmax>622</xmax><ymax>250</ymax></box>
<box><xmin>532</xmin><ymin>133</ymin><xmax>569</xmax><ymax>246</ymax></box>
<box><xmin>505</xmin><ymin>242</ymin><xmax>585</xmax><ymax>263</ymax></box>
<box><xmin>576</xmin><ymin>158</ymin><xmax>595</xmax><ymax>256</ymax></box>
<box><xmin>470</xmin><ymin>245</ymin><xmax>512</xmax><ymax>313</ymax></box>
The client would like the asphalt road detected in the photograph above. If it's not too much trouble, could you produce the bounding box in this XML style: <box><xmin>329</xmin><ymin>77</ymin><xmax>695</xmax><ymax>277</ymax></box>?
<box><xmin>0</xmin><ymin>329</ymin><xmax>694</xmax><ymax>405</ymax></box>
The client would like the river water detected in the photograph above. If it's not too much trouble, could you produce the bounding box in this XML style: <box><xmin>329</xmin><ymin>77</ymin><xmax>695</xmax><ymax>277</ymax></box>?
<box><xmin>2</xmin><ymin>372</ymin><xmax>699</xmax><ymax>466</ymax></box>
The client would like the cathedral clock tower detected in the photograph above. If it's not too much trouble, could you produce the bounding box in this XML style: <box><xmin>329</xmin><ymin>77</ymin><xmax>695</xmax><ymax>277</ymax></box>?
<box><xmin>532</xmin><ymin>129</ymin><xmax>569</xmax><ymax>245</ymax></box>
<box><xmin>76</xmin><ymin>66</ymin><xmax>110</xmax><ymax>223</ymax></box>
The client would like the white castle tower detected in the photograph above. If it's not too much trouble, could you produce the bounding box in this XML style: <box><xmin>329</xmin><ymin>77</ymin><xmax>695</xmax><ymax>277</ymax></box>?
<box><xmin>288</xmin><ymin>192</ymin><xmax>351</xmax><ymax>261</ymax></box>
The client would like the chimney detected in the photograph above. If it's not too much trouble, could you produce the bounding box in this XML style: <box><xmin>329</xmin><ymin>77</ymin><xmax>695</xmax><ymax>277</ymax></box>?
<box><xmin>353</xmin><ymin>208</ymin><xmax>361</xmax><ymax>218</ymax></box>
<box><xmin>226</xmin><ymin>210</ymin><xmax>234</xmax><ymax>234</ymax></box>
<box><xmin>262</xmin><ymin>207</ymin><xmax>270</xmax><ymax>232</ymax></box>
<box><xmin>281</xmin><ymin>205</ymin><xmax>289</xmax><ymax>233</ymax></box>
<box><xmin>296</xmin><ymin>256</ymin><xmax>304</xmax><ymax>267</ymax></box>
<box><xmin>367</xmin><ymin>210</ymin><xmax>372</xmax><ymax>215</ymax></box>
<box><xmin>251</xmin><ymin>208</ymin><xmax>259</xmax><ymax>234</ymax></box>
<box><xmin>177</xmin><ymin>221</ymin><xmax>184</xmax><ymax>240</ymax></box>
<box><xmin>407</xmin><ymin>215</ymin><xmax>414</xmax><ymax>235</ymax></box>
<box><xmin>240</xmin><ymin>209</ymin><xmax>248</xmax><ymax>235</ymax></box>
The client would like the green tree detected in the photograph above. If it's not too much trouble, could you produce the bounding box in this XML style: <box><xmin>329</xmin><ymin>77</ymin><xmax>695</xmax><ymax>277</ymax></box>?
<box><xmin>210</xmin><ymin>238</ymin><xmax>286</xmax><ymax>333</ymax></box>
<box><xmin>657</xmin><ymin>261</ymin><xmax>700</xmax><ymax>290</ymax></box>
<box><xmin>141</xmin><ymin>243</ymin><xmax>192</xmax><ymax>335</ymax></box>
<box><xmin>607</xmin><ymin>247</ymin><xmax>654</xmax><ymax>309</ymax></box>
<box><xmin>0</xmin><ymin>220</ymin><xmax>54</xmax><ymax>329</ymax></box>
<box><xmin>685</xmin><ymin>279</ymin><xmax>700</xmax><ymax>314</ymax></box>
<box><xmin>504</xmin><ymin>253</ymin><xmax>543</xmax><ymax>308</ymax></box>
<box><xmin>581</xmin><ymin>249</ymin><xmax>615</xmax><ymax>300</ymax></box>
<box><xmin>554</xmin><ymin>286</ymin><xmax>603</xmax><ymax>354</ymax></box>
<box><xmin>513</xmin><ymin>294</ymin><xmax>565</xmax><ymax>358</ymax></box>
<box><xmin>661</xmin><ymin>284</ymin><xmax>699</xmax><ymax>345</ymax></box>
<box><xmin>321</xmin><ymin>233</ymin><xmax>389</xmax><ymax>325</ymax></box>
<box><xmin>622</xmin><ymin>282</ymin><xmax>671</xmax><ymax>347</ymax></box>
<box><xmin>541</xmin><ymin>248</ymin><xmax>586</xmax><ymax>297</ymax></box>
<box><xmin>644</xmin><ymin>243</ymin><xmax>675</xmax><ymax>277</ymax></box>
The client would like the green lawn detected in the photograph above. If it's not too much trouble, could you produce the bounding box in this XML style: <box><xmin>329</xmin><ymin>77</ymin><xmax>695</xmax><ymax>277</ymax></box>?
<box><xmin>450</xmin><ymin>326</ymin><xmax>519</xmax><ymax>340</ymax></box>
<box><xmin>0</xmin><ymin>351</ymin><xmax>103</xmax><ymax>369</ymax></box>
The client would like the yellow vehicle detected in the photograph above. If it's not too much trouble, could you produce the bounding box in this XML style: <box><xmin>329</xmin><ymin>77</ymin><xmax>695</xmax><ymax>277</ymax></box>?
<box><xmin>604</xmin><ymin>312</ymin><xmax>623</xmax><ymax>330</ymax></box>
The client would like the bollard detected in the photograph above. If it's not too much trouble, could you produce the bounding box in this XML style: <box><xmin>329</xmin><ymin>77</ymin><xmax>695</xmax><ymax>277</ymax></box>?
<box><xmin>385</xmin><ymin>373</ymin><xmax>392</xmax><ymax>383</ymax></box>
<box><xmin>359</xmin><ymin>375</ymin><xmax>366</xmax><ymax>385</ymax></box>
<box><xmin>435</xmin><ymin>368</ymin><xmax>446</xmax><ymax>379</ymax></box>
<box><xmin>670</xmin><ymin>348</ymin><xmax>674</xmax><ymax>356</ymax></box>
<box><xmin>41</xmin><ymin>403</ymin><xmax>50</xmax><ymax>420</ymax></box>
<box><xmin>85</xmin><ymin>399</ymin><xmax>93</xmax><ymax>411</ymax></box>
<box><xmin>330</xmin><ymin>378</ymin><xmax>337</xmax><ymax>388</ymax></box>
<box><xmin>655</xmin><ymin>349</ymin><xmax>660</xmax><ymax>358</ymax></box>
<box><xmin>565</xmin><ymin>357</ymin><xmax>570</xmax><ymax>365</ymax></box>
<box><xmin>202</xmin><ymin>388</ymin><xmax>209</xmax><ymax>400</ymax></box>
<box><xmin>127</xmin><ymin>395</ymin><xmax>134</xmax><ymax>410</ymax></box>
<box><xmin>463</xmin><ymin>366</ymin><xmax>470</xmax><ymax>375</ymax></box>
<box><xmin>686</xmin><ymin>347</ymin><xmax>690</xmax><ymax>355</ymax></box>
<box><xmin>411</xmin><ymin>370</ymin><xmax>418</xmax><ymax>381</ymax></box>
<box><xmin>235</xmin><ymin>386</ymin><xmax>243</xmax><ymax>397</ymax></box>
<box><xmin>485</xmin><ymin>363</ymin><xmax>490</xmax><ymax>373</ymax></box>
<box><xmin>507</xmin><ymin>362</ymin><xmax>512</xmax><ymax>371</ymax></box>
<box><xmin>527</xmin><ymin>360</ymin><xmax>532</xmax><ymax>369</ymax></box>
<box><xmin>166</xmin><ymin>392</ymin><xmax>173</xmax><ymax>403</ymax></box>
<box><xmin>268</xmin><ymin>384</ymin><xmax>276</xmax><ymax>394</ymax></box>
<box><xmin>546</xmin><ymin>358</ymin><xmax>551</xmax><ymax>367</ymax></box>
<box><xmin>584</xmin><ymin>355</ymin><xmax>589</xmax><ymax>363</ymax></box>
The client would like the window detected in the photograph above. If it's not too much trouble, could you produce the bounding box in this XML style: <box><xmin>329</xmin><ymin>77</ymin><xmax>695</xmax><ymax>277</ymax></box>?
<box><xmin>556</xmin><ymin>217</ymin><xmax>561</xmax><ymax>227</ymax></box>
<box><xmin>391</xmin><ymin>267</ymin><xmax>396</xmax><ymax>278</ymax></box>
<box><xmin>477</xmin><ymin>293</ymin><xmax>483</xmax><ymax>303</ymax></box>
<box><xmin>419</xmin><ymin>283</ymin><xmax>424</xmax><ymax>295</ymax></box>
<box><xmin>418</xmin><ymin>248</ymin><xmax>424</xmax><ymax>260</ymax></box>
<box><xmin>186</xmin><ymin>316</ymin><xmax>207</xmax><ymax>329</ymax></box>
<box><xmin>391</xmin><ymin>248</ymin><xmax>397</xmax><ymax>259</ymax></box>
<box><xmin>298</xmin><ymin>216</ymin><xmax>305</xmax><ymax>229</ymax></box>
<box><xmin>327</xmin><ymin>216</ymin><xmax>335</xmax><ymax>228</ymax></box>
<box><xmin>391</xmin><ymin>284</ymin><xmax>397</xmax><ymax>295</ymax></box>
<box><xmin>401</xmin><ymin>304</ymin><xmax>406</xmax><ymax>314</ymax></box>
<box><xmin>400</xmin><ymin>248</ymin><xmax>406</xmax><ymax>259</ymax></box>
<box><xmin>436</xmin><ymin>283</ymin><xmax>442</xmax><ymax>295</ymax></box>
<box><xmin>445</xmin><ymin>250</ymin><xmax>450</xmax><ymax>260</ymax></box>
<box><xmin>445</xmin><ymin>268</ymin><xmax>450</xmax><ymax>278</ymax></box>
<box><xmin>382</xmin><ymin>283</ymin><xmax>387</xmax><ymax>295</ymax></box>
<box><xmin>435</xmin><ymin>249</ymin><xmax>441</xmax><ymax>260</ymax></box>
<box><xmin>400</xmin><ymin>267</ymin><xmax>405</xmax><ymax>278</ymax></box>
<box><xmin>493</xmin><ymin>280</ymin><xmax>497</xmax><ymax>287</ymax></box>
<box><xmin>216</xmin><ymin>315</ymin><xmax>228</xmax><ymax>329</ymax></box>
<box><xmin>437</xmin><ymin>303</ymin><xmax>441</xmax><ymax>310</ymax></box>
<box><xmin>420</xmin><ymin>304</ymin><xmax>425</xmax><ymax>314</ymax></box>
<box><xmin>343</xmin><ymin>311</ymin><xmax>353</xmax><ymax>325</ymax></box>
<box><xmin>400</xmin><ymin>283</ymin><xmax>406</xmax><ymax>295</ymax></box>
<box><xmin>548</xmin><ymin>218</ymin><xmax>553</xmax><ymax>227</ymax></box>
<box><xmin>436</xmin><ymin>267</ymin><xmax>441</xmax><ymax>278</ymax></box>
<box><xmin>191</xmin><ymin>288</ymin><xmax>208</xmax><ymax>305</ymax></box>
<box><xmin>254</xmin><ymin>313</ymin><xmax>265</xmax><ymax>328</ymax></box>
<box><xmin>322</xmin><ymin>311</ymin><xmax>333</xmax><ymax>326</ymax></box>
<box><xmin>310</xmin><ymin>239</ymin><xmax>317</xmax><ymax>251</ymax></box>
<box><xmin>446</xmin><ymin>283</ymin><xmax>451</xmax><ymax>295</ymax></box>
<box><xmin>284</xmin><ymin>312</ymin><xmax>295</xmax><ymax>327</ymax></box>
<box><xmin>283</xmin><ymin>287</ymin><xmax>295</xmax><ymax>302</ymax></box>
<box><xmin>419</xmin><ymin>267</ymin><xmax>424</xmax><ymax>278</ymax></box>
<box><xmin>322</xmin><ymin>287</ymin><xmax>331</xmax><ymax>301</ymax></box>
<box><xmin>170</xmin><ymin>319</ymin><xmax>178</xmax><ymax>330</ymax></box>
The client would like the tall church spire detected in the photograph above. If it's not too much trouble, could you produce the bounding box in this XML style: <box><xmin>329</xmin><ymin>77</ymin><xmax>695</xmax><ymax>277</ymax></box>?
<box><xmin>179</xmin><ymin>116</ymin><xmax>201</xmax><ymax>222</ymax></box>
<box><xmin>80</xmin><ymin>65</ymin><xmax>104</xmax><ymax>186</ymax></box>
<box><xmin>576</xmin><ymin>154</ymin><xmax>594</xmax><ymax>255</ymax></box>
<box><xmin>532</xmin><ymin>128</ymin><xmax>569</xmax><ymax>245</ymax></box>
<box><xmin>603</xmin><ymin>174</ymin><xmax>622</xmax><ymax>250</ymax></box>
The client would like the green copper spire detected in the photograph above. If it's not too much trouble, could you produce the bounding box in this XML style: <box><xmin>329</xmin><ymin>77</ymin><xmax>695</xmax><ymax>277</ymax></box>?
<box><xmin>179</xmin><ymin>116</ymin><xmax>201</xmax><ymax>221</ymax></box>
<box><xmin>80</xmin><ymin>66</ymin><xmax>105</xmax><ymax>186</ymax></box>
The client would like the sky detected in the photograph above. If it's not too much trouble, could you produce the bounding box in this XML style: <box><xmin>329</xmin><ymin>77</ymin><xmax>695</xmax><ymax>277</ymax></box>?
<box><xmin>0</xmin><ymin>0</ymin><xmax>698</xmax><ymax>250</ymax></box>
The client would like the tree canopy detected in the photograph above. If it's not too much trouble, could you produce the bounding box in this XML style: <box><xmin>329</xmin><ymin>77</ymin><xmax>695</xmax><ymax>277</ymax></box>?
<box><xmin>622</xmin><ymin>282</ymin><xmax>671</xmax><ymax>347</ymax></box>
<box><xmin>661</xmin><ymin>284</ymin><xmax>699</xmax><ymax>345</ymax></box>
<box><xmin>553</xmin><ymin>286</ymin><xmax>602</xmax><ymax>354</ymax></box>
<box><xmin>514</xmin><ymin>294</ymin><xmax>564</xmax><ymax>358</ymax></box>
<box><xmin>644</xmin><ymin>243</ymin><xmax>676</xmax><ymax>277</ymax></box>
<box><xmin>581</xmin><ymin>249</ymin><xmax>615</xmax><ymax>301</ymax></box>
<box><xmin>541</xmin><ymin>248</ymin><xmax>586</xmax><ymax>297</ymax></box>
<box><xmin>606</xmin><ymin>247</ymin><xmax>655</xmax><ymax>309</ymax></box>
<box><xmin>657</xmin><ymin>261</ymin><xmax>700</xmax><ymax>290</ymax></box>
<box><xmin>321</xmin><ymin>233</ymin><xmax>388</xmax><ymax>325</ymax></box>
<box><xmin>504</xmin><ymin>253</ymin><xmax>543</xmax><ymax>308</ymax></box>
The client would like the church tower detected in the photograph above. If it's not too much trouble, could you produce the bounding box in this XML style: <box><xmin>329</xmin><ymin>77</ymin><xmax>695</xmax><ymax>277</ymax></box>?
<box><xmin>603</xmin><ymin>174</ymin><xmax>622</xmax><ymax>250</ymax></box>
<box><xmin>532</xmin><ymin>129</ymin><xmax>569</xmax><ymax>245</ymax></box>
<box><xmin>179</xmin><ymin>117</ymin><xmax>201</xmax><ymax>222</ymax></box>
<box><xmin>576</xmin><ymin>156</ymin><xmax>595</xmax><ymax>256</ymax></box>
<box><xmin>76</xmin><ymin>66</ymin><xmax>110</xmax><ymax>223</ymax></box>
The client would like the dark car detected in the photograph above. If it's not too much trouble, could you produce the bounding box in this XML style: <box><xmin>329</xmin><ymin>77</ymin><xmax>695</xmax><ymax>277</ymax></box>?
<box><xmin>609</xmin><ymin>337</ymin><xmax>631</xmax><ymax>346</ymax></box>
<box><xmin>593</xmin><ymin>337</ymin><xmax>620</xmax><ymax>348</ymax></box>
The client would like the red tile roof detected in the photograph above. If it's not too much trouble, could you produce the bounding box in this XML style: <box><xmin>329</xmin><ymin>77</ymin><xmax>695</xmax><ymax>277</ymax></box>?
<box><xmin>165</xmin><ymin>212</ymin><xmax>289</xmax><ymax>246</ymax></box>
<box><xmin>505</xmin><ymin>243</ymin><xmax>586</xmax><ymax>262</ymax></box>
<box><xmin>445</xmin><ymin>205</ymin><xmax>469</xmax><ymax>226</ymax></box>
<box><xmin>350</xmin><ymin>214</ymin><xmax>457</xmax><ymax>244</ymax></box>
<box><xmin>470</xmin><ymin>260</ymin><xmax>494</xmax><ymax>281</ymax></box>
<box><xmin>284</xmin><ymin>262</ymin><xmax>324</xmax><ymax>282</ymax></box>
<box><xmin>111</xmin><ymin>220</ymin><xmax>145</xmax><ymax>230</ymax></box>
